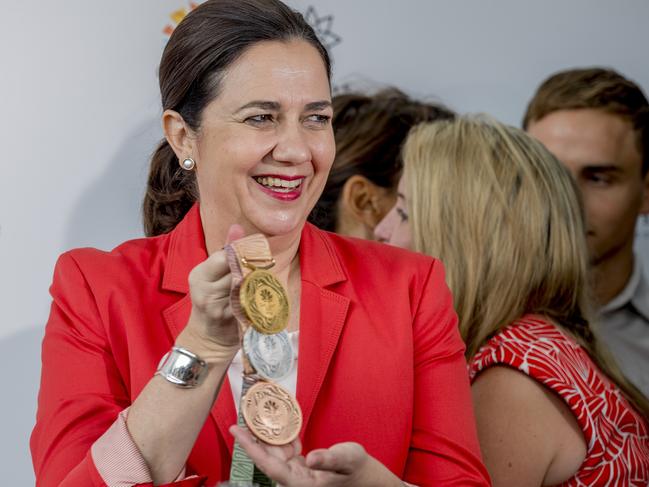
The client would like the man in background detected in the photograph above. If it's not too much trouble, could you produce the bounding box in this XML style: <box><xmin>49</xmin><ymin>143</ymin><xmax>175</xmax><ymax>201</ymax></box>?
<box><xmin>524</xmin><ymin>67</ymin><xmax>649</xmax><ymax>398</ymax></box>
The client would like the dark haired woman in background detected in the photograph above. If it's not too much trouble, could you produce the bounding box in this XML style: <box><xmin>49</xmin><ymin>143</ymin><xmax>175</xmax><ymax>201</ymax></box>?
<box><xmin>30</xmin><ymin>1</ymin><xmax>489</xmax><ymax>486</ymax></box>
<box><xmin>308</xmin><ymin>88</ymin><xmax>453</xmax><ymax>238</ymax></box>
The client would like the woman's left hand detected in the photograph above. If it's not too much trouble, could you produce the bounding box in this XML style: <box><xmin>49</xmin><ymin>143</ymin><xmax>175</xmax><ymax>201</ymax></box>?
<box><xmin>229</xmin><ymin>426</ymin><xmax>404</xmax><ymax>487</ymax></box>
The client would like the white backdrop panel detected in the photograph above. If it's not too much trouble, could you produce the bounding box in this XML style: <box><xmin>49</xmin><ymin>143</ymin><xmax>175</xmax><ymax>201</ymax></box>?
<box><xmin>1</xmin><ymin>1</ymin><xmax>646</xmax><ymax>483</ymax></box>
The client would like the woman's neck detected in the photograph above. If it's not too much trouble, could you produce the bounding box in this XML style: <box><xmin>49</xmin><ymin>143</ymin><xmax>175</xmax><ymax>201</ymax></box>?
<box><xmin>266</xmin><ymin>231</ymin><xmax>302</xmax><ymax>280</ymax></box>
<box><xmin>202</xmin><ymin>218</ymin><xmax>302</xmax><ymax>281</ymax></box>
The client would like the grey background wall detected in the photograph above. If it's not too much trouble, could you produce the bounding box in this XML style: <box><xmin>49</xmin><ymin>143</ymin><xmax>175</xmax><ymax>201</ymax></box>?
<box><xmin>1</xmin><ymin>0</ymin><xmax>647</xmax><ymax>482</ymax></box>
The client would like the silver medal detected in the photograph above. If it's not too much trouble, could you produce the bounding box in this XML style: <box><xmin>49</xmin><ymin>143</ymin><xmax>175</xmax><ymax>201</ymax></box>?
<box><xmin>243</xmin><ymin>328</ymin><xmax>294</xmax><ymax>381</ymax></box>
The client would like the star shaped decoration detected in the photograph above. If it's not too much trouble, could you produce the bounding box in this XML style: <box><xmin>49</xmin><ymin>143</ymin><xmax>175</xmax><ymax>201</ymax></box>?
<box><xmin>304</xmin><ymin>6</ymin><xmax>342</xmax><ymax>51</ymax></box>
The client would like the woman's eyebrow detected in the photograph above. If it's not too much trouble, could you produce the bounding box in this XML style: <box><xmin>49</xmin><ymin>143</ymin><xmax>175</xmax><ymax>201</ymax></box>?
<box><xmin>304</xmin><ymin>100</ymin><xmax>332</xmax><ymax>111</ymax></box>
<box><xmin>236</xmin><ymin>100</ymin><xmax>281</xmax><ymax>112</ymax></box>
<box><xmin>235</xmin><ymin>100</ymin><xmax>331</xmax><ymax>113</ymax></box>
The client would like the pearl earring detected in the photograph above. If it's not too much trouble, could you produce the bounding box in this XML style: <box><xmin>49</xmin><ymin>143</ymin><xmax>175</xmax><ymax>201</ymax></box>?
<box><xmin>180</xmin><ymin>157</ymin><xmax>196</xmax><ymax>171</ymax></box>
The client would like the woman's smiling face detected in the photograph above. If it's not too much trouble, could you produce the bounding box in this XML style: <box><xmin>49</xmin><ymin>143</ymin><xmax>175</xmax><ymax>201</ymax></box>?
<box><xmin>191</xmin><ymin>39</ymin><xmax>335</xmax><ymax>238</ymax></box>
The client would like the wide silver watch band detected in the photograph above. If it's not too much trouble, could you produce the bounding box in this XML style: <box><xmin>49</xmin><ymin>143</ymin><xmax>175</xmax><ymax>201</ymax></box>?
<box><xmin>156</xmin><ymin>346</ymin><xmax>208</xmax><ymax>388</ymax></box>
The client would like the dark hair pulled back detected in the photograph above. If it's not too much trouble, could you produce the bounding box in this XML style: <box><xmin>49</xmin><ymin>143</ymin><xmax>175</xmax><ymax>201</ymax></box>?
<box><xmin>308</xmin><ymin>88</ymin><xmax>454</xmax><ymax>232</ymax></box>
<box><xmin>143</xmin><ymin>0</ymin><xmax>331</xmax><ymax>236</ymax></box>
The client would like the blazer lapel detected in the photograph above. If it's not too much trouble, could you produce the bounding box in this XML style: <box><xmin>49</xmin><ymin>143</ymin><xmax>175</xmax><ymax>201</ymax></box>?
<box><xmin>160</xmin><ymin>204</ymin><xmax>237</xmax><ymax>455</ymax></box>
<box><xmin>162</xmin><ymin>294</ymin><xmax>237</xmax><ymax>455</ymax></box>
<box><xmin>296</xmin><ymin>224</ymin><xmax>350</xmax><ymax>433</ymax></box>
<box><xmin>297</xmin><ymin>283</ymin><xmax>349</xmax><ymax>433</ymax></box>
<box><xmin>211</xmin><ymin>377</ymin><xmax>237</xmax><ymax>454</ymax></box>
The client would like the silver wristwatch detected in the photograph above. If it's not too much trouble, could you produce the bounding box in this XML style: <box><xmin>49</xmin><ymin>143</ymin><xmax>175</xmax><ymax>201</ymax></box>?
<box><xmin>156</xmin><ymin>346</ymin><xmax>207</xmax><ymax>388</ymax></box>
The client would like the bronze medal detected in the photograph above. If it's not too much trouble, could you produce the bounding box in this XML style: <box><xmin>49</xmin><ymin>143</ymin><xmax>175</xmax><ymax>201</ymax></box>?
<box><xmin>239</xmin><ymin>269</ymin><xmax>289</xmax><ymax>334</ymax></box>
<box><xmin>241</xmin><ymin>381</ymin><xmax>302</xmax><ymax>446</ymax></box>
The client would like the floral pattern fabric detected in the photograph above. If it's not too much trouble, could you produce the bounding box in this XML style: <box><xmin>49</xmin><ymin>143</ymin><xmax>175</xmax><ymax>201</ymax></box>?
<box><xmin>469</xmin><ymin>315</ymin><xmax>649</xmax><ymax>486</ymax></box>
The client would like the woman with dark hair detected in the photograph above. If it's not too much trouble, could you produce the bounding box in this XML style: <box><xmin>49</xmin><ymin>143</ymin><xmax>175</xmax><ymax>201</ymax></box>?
<box><xmin>309</xmin><ymin>88</ymin><xmax>453</xmax><ymax>239</ymax></box>
<box><xmin>30</xmin><ymin>1</ymin><xmax>489</xmax><ymax>486</ymax></box>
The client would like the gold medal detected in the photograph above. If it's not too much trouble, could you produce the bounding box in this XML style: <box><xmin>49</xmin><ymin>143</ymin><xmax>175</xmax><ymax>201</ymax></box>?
<box><xmin>242</xmin><ymin>381</ymin><xmax>302</xmax><ymax>446</ymax></box>
<box><xmin>239</xmin><ymin>269</ymin><xmax>289</xmax><ymax>334</ymax></box>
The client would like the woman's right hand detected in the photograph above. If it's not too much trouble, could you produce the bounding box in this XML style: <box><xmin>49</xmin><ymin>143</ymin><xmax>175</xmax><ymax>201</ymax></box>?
<box><xmin>176</xmin><ymin>224</ymin><xmax>246</xmax><ymax>361</ymax></box>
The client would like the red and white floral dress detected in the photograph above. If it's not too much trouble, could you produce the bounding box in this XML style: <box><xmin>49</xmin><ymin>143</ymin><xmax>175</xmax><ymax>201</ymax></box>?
<box><xmin>469</xmin><ymin>315</ymin><xmax>649</xmax><ymax>486</ymax></box>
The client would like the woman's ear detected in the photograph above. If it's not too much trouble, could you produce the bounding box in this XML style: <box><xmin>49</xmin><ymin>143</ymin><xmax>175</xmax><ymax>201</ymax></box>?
<box><xmin>162</xmin><ymin>109</ymin><xmax>195</xmax><ymax>160</ymax></box>
<box><xmin>340</xmin><ymin>175</ymin><xmax>396</xmax><ymax>228</ymax></box>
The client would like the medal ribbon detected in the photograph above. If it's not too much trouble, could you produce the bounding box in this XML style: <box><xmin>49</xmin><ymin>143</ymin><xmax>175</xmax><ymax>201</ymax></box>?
<box><xmin>224</xmin><ymin>235</ymin><xmax>276</xmax><ymax>487</ymax></box>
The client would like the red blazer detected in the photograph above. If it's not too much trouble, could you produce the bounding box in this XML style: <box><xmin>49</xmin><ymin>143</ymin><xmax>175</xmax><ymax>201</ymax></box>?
<box><xmin>31</xmin><ymin>205</ymin><xmax>489</xmax><ymax>486</ymax></box>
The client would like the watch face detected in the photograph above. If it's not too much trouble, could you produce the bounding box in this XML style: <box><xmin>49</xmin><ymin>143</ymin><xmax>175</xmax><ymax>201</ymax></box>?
<box><xmin>243</xmin><ymin>328</ymin><xmax>294</xmax><ymax>381</ymax></box>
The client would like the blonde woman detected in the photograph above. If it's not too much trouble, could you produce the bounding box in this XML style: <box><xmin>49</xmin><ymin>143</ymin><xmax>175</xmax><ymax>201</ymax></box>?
<box><xmin>375</xmin><ymin>117</ymin><xmax>649</xmax><ymax>486</ymax></box>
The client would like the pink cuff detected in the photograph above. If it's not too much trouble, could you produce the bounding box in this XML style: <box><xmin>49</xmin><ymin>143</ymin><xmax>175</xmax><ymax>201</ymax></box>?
<box><xmin>91</xmin><ymin>407</ymin><xmax>194</xmax><ymax>486</ymax></box>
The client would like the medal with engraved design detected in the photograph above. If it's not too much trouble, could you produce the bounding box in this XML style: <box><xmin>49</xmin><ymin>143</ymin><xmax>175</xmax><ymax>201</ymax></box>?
<box><xmin>242</xmin><ymin>381</ymin><xmax>303</xmax><ymax>446</ymax></box>
<box><xmin>239</xmin><ymin>268</ymin><xmax>289</xmax><ymax>334</ymax></box>
<box><xmin>243</xmin><ymin>328</ymin><xmax>294</xmax><ymax>381</ymax></box>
